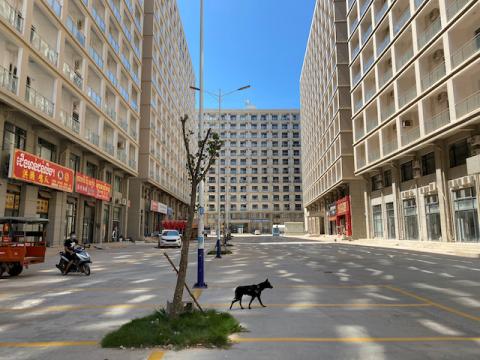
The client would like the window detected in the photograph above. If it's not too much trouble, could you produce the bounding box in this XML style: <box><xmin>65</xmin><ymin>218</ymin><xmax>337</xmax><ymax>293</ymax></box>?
<box><xmin>283</xmin><ymin>186</ymin><xmax>289</xmax><ymax>192</ymax></box>
<box><xmin>37</xmin><ymin>138</ymin><xmax>56</xmax><ymax>161</ymax></box>
<box><xmin>425</xmin><ymin>194</ymin><xmax>441</xmax><ymax>240</ymax></box>
<box><xmin>401</xmin><ymin>161</ymin><xmax>413</xmax><ymax>182</ymax></box>
<box><xmin>383</xmin><ymin>170</ymin><xmax>392</xmax><ymax>187</ymax></box>
<box><xmin>262</xmin><ymin>185</ymin><xmax>268</xmax><ymax>191</ymax></box>
<box><xmin>449</xmin><ymin>140</ymin><xmax>469</xmax><ymax>168</ymax></box>
<box><xmin>283</xmin><ymin>176</ymin><xmax>289</xmax><ymax>183</ymax></box>
<box><xmin>284</xmin><ymin>204</ymin><xmax>290</xmax><ymax>210</ymax></box>
<box><xmin>295</xmin><ymin>204</ymin><xmax>302</xmax><ymax>211</ymax></box>
<box><xmin>386</xmin><ymin>202</ymin><xmax>396</xmax><ymax>239</ymax></box>
<box><xmin>282</xmin><ymin>159</ymin><xmax>289</xmax><ymax>165</ymax></box>
<box><xmin>295</xmin><ymin>186</ymin><xmax>301</xmax><ymax>192</ymax></box>
<box><xmin>403</xmin><ymin>198</ymin><xmax>418</xmax><ymax>240</ymax></box>
<box><xmin>372</xmin><ymin>205</ymin><xmax>383</xmax><ymax>237</ymax></box>
<box><xmin>261</xmin><ymin>159</ymin><xmax>267</xmax><ymax>165</ymax></box>
<box><xmin>262</xmin><ymin>204</ymin><xmax>268</xmax><ymax>209</ymax></box>
<box><xmin>283</xmin><ymin>195</ymin><xmax>290</xmax><ymax>201</ymax></box>
<box><xmin>2</xmin><ymin>122</ymin><xmax>26</xmax><ymax>150</ymax></box>
<box><xmin>114</xmin><ymin>175</ymin><xmax>122</xmax><ymax>192</ymax></box>
<box><xmin>421</xmin><ymin>152</ymin><xmax>436</xmax><ymax>176</ymax></box>
<box><xmin>453</xmin><ymin>187</ymin><xmax>479</xmax><ymax>242</ymax></box>
<box><xmin>262</xmin><ymin>195</ymin><xmax>268</xmax><ymax>200</ymax></box>
<box><xmin>69</xmin><ymin>154</ymin><xmax>80</xmax><ymax>172</ymax></box>
<box><xmin>86</xmin><ymin>162</ymin><xmax>97</xmax><ymax>178</ymax></box>
<box><xmin>371</xmin><ymin>174</ymin><xmax>383</xmax><ymax>191</ymax></box>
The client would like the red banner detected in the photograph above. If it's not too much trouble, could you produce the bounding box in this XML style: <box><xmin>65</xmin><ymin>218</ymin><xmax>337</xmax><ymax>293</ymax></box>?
<box><xmin>75</xmin><ymin>172</ymin><xmax>111</xmax><ymax>201</ymax></box>
<box><xmin>9</xmin><ymin>149</ymin><xmax>74</xmax><ymax>192</ymax></box>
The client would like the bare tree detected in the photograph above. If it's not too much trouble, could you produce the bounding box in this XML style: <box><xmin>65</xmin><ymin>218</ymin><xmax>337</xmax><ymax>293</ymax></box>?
<box><xmin>170</xmin><ymin>114</ymin><xmax>223</xmax><ymax>317</ymax></box>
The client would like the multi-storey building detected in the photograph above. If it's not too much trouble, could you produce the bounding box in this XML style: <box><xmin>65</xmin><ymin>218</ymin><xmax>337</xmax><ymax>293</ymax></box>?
<box><xmin>348</xmin><ymin>0</ymin><xmax>480</xmax><ymax>241</ymax></box>
<box><xmin>0</xmin><ymin>0</ymin><xmax>143</xmax><ymax>245</ymax></box>
<box><xmin>127</xmin><ymin>0</ymin><xmax>195</xmax><ymax>240</ymax></box>
<box><xmin>301</xmin><ymin>0</ymin><xmax>367</xmax><ymax>239</ymax></box>
<box><xmin>203</xmin><ymin>109</ymin><xmax>304</xmax><ymax>234</ymax></box>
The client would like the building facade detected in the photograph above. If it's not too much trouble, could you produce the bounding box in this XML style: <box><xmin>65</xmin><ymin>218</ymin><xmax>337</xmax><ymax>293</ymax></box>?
<box><xmin>203</xmin><ymin>109</ymin><xmax>304</xmax><ymax>234</ymax></box>
<box><xmin>0</xmin><ymin>0</ymin><xmax>143</xmax><ymax>245</ymax></box>
<box><xmin>301</xmin><ymin>0</ymin><xmax>367</xmax><ymax>239</ymax></box>
<box><xmin>348</xmin><ymin>0</ymin><xmax>480</xmax><ymax>241</ymax></box>
<box><xmin>127</xmin><ymin>0</ymin><xmax>195</xmax><ymax>240</ymax></box>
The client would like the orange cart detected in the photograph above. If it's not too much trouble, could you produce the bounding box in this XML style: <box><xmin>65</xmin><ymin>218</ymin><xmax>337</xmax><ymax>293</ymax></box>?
<box><xmin>0</xmin><ymin>217</ymin><xmax>48</xmax><ymax>277</ymax></box>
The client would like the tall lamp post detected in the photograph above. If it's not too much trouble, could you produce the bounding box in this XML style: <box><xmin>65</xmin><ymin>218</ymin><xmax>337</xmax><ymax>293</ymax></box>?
<box><xmin>190</xmin><ymin>85</ymin><xmax>250</xmax><ymax>258</ymax></box>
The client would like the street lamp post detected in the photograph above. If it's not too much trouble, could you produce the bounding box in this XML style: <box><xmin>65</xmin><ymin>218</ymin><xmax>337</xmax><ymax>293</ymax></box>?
<box><xmin>190</xmin><ymin>85</ymin><xmax>250</xmax><ymax>259</ymax></box>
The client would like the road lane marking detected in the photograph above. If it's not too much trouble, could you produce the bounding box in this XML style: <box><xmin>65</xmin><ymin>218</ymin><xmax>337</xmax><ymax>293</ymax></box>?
<box><xmin>211</xmin><ymin>303</ymin><xmax>429</xmax><ymax>309</ymax></box>
<box><xmin>148</xmin><ymin>350</ymin><xmax>165</xmax><ymax>360</ymax></box>
<box><xmin>385</xmin><ymin>285</ymin><xmax>480</xmax><ymax>322</ymax></box>
<box><xmin>0</xmin><ymin>341</ymin><xmax>97</xmax><ymax>348</ymax></box>
<box><xmin>230</xmin><ymin>336</ymin><xmax>480</xmax><ymax>343</ymax></box>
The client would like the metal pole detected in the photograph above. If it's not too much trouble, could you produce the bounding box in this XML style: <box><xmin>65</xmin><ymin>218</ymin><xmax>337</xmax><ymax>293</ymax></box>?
<box><xmin>215</xmin><ymin>90</ymin><xmax>222</xmax><ymax>258</ymax></box>
<box><xmin>194</xmin><ymin>0</ymin><xmax>207</xmax><ymax>288</ymax></box>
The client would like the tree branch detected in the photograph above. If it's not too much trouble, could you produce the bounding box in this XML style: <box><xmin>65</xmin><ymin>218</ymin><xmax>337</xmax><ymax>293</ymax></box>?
<box><xmin>181</xmin><ymin>115</ymin><xmax>195</xmax><ymax>179</ymax></box>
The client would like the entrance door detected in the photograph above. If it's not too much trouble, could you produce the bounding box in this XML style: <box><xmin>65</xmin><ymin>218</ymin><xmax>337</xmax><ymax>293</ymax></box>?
<box><xmin>386</xmin><ymin>202</ymin><xmax>396</xmax><ymax>239</ymax></box>
<box><xmin>83</xmin><ymin>203</ymin><xmax>95</xmax><ymax>244</ymax></box>
<box><xmin>454</xmin><ymin>188</ymin><xmax>479</xmax><ymax>242</ymax></box>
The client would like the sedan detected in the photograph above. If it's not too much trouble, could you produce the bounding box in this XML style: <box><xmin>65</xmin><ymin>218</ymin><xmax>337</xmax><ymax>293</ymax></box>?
<box><xmin>158</xmin><ymin>230</ymin><xmax>182</xmax><ymax>248</ymax></box>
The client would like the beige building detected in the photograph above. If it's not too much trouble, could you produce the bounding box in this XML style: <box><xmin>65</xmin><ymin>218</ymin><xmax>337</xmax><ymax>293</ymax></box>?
<box><xmin>301</xmin><ymin>0</ymin><xmax>367</xmax><ymax>239</ymax></box>
<box><xmin>127</xmin><ymin>0</ymin><xmax>195</xmax><ymax>240</ymax></box>
<box><xmin>348</xmin><ymin>0</ymin><xmax>480</xmax><ymax>241</ymax></box>
<box><xmin>0</xmin><ymin>0</ymin><xmax>143</xmax><ymax>245</ymax></box>
<box><xmin>203</xmin><ymin>109</ymin><xmax>304</xmax><ymax>234</ymax></box>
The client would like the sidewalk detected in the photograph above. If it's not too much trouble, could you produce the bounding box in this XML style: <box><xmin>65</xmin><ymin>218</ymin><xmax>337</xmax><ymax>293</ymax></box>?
<box><xmin>287</xmin><ymin>234</ymin><xmax>480</xmax><ymax>258</ymax></box>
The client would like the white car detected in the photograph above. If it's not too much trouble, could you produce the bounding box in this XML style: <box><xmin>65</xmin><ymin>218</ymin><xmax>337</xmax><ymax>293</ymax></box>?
<box><xmin>158</xmin><ymin>230</ymin><xmax>182</xmax><ymax>248</ymax></box>
<box><xmin>254</xmin><ymin>230</ymin><xmax>261</xmax><ymax>235</ymax></box>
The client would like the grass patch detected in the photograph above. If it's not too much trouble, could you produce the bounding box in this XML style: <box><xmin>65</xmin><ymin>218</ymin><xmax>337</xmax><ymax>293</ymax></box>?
<box><xmin>101</xmin><ymin>309</ymin><xmax>244</xmax><ymax>350</ymax></box>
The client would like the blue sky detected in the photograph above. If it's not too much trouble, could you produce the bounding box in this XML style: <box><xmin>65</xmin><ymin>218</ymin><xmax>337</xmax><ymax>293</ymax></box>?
<box><xmin>177</xmin><ymin>0</ymin><xmax>316</xmax><ymax>110</ymax></box>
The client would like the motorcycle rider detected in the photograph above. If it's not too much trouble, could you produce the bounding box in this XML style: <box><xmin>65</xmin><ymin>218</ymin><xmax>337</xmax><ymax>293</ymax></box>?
<box><xmin>62</xmin><ymin>232</ymin><xmax>76</xmax><ymax>275</ymax></box>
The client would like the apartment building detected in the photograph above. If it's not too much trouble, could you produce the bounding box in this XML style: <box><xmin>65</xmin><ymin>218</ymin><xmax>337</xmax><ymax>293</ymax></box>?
<box><xmin>348</xmin><ymin>0</ymin><xmax>480</xmax><ymax>241</ymax></box>
<box><xmin>301</xmin><ymin>0</ymin><xmax>367</xmax><ymax>239</ymax></box>
<box><xmin>203</xmin><ymin>109</ymin><xmax>304</xmax><ymax>234</ymax></box>
<box><xmin>0</xmin><ymin>0</ymin><xmax>143</xmax><ymax>245</ymax></box>
<box><xmin>127</xmin><ymin>0</ymin><xmax>196</xmax><ymax>240</ymax></box>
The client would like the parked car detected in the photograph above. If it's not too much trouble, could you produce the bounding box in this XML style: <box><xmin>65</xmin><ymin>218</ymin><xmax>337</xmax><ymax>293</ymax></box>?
<box><xmin>254</xmin><ymin>230</ymin><xmax>261</xmax><ymax>235</ymax></box>
<box><xmin>158</xmin><ymin>230</ymin><xmax>182</xmax><ymax>248</ymax></box>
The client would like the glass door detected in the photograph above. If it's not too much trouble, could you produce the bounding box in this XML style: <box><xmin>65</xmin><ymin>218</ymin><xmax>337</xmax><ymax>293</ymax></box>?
<box><xmin>454</xmin><ymin>188</ymin><xmax>479</xmax><ymax>242</ymax></box>
<box><xmin>425</xmin><ymin>194</ymin><xmax>441</xmax><ymax>240</ymax></box>
<box><xmin>403</xmin><ymin>198</ymin><xmax>419</xmax><ymax>240</ymax></box>
<box><xmin>386</xmin><ymin>202</ymin><xmax>396</xmax><ymax>239</ymax></box>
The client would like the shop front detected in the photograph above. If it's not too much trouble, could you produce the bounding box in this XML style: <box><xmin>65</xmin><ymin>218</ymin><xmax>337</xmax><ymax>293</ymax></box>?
<box><xmin>150</xmin><ymin>200</ymin><xmax>168</xmax><ymax>234</ymax></box>
<box><xmin>336</xmin><ymin>196</ymin><xmax>352</xmax><ymax>237</ymax></box>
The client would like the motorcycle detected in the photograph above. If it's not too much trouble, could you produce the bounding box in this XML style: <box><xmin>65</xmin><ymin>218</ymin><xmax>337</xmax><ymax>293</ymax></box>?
<box><xmin>56</xmin><ymin>245</ymin><xmax>92</xmax><ymax>276</ymax></box>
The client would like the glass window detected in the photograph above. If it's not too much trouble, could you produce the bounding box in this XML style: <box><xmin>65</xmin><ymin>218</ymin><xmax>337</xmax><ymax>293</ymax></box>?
<box><xmin>371</xmin><ymin>174</ymin><xmax>383</xmax><ymax>191</ymax></box>
<box><xmin>449</xmin><ymin>140</ymin><xmax>469</xmax><ymax>168</ymax></box>
<box><xmin>114</xmin><ymin>176</ymin><xmax>122</xmax><ymax>192</ymax></box>
<box><xmin>69</xmin><ymin>154</ymin><xmax>80</xmax><ymax>172</ymax></box>
<box><xmin>2</xmin><ymin>122</ymin><xmax>26</xmax><ymax>150</ymax></box>
<box><xmin>372</xmin><ymin>205</ymin><xmax>383</xmax><ymax>238</ymax></box>
<box><xmin>384</xmin><ymin>170</ymin><xmax>392</xmax><ymax>187</ymax></box>
<box><xmin>401</xmin><ymin>161</ymin><xmax>413</xmax><ymax>182</ymax></box>
<box><xmin>425</xmin><ymin>194</ymin><xmax>441</xmax><ymax>240</ymax></box>
<box><xmin>86</xmin><ymin>162</ymin><xmax>97</xmax><ymax>178</ymax></box>
<box><xmin>386</xmin><ymin>202</ymin><xmax>396</xmax><ymax>239</ymax></box>
<box><xmin>453</xmin><ymin>187</ymin><xmax>479</xmax><ymax>242</ymax></box>
<box><xmin>37</xmin><ymin>138</ymin><xmax>56</xmax><ymax>162</ymax></box>
<box><xmin>421</xmin><ymin>152</ymin><xmax>436</xmax><ymax>176</ymax></box>
<box><xmin>403</xmin><ymin>198</ymin><xmax>419</xmax><ymax>240</ymax></box>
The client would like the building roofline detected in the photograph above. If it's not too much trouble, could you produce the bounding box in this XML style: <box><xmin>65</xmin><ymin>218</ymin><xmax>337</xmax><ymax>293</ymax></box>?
<box><xmin>300</xmin><ymin>0</ymin><xmax>319</xmax><ymax>81</ymax></box>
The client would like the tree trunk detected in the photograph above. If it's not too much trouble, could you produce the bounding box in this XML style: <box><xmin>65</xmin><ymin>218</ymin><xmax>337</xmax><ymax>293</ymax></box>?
<box><xmin>171</xmin><ymin>183</ymin><xmax>197</xmax><ymax>317</ymax></box>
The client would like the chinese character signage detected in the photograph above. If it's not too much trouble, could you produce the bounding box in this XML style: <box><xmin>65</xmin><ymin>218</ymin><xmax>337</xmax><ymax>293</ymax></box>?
<box><xmin>75</xmin><ymin>172</ymin><xmax>111</xmax><ymax>201</ymax></box>
<box><xmin>9</xmin><ymin>149</ymin><xmax>74</xmax><ymax>192</ymax></box>
<box><xmin>150</xmin><ymin>200</ymin><xmax>167</xmax><ymax>214</ymax></box>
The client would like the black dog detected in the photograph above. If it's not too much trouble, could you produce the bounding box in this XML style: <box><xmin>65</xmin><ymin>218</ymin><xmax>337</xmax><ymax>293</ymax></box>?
<box><xmin>229</xmin><ymin>279</ymin><xmax>273</xmax><ymax>310</ymax></box>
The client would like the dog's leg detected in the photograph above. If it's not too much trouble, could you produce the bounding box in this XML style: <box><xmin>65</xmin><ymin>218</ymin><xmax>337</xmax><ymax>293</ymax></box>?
<box><xmin>258</xmin><ymin>295</ymin><xmax>266</xmax><ymax>307</ymax></box>
<box><xmin>229</xmin><ymin>299</ymin><xmax>238</xmax><ymax>310</ymax></box>
<box><xmin>239</xmin><ymin>296</ymin><xmax>244</xmax><ymax>309</ymax></box>
<box><xmin>248</xmin><ymin>296</ymin><xmax>256</xmax><ymax>309</ymax></box>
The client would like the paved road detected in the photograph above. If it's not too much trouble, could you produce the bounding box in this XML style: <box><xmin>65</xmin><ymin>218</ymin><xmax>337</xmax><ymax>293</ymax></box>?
<box><xmin>1</xmin><ymin>236</ymin><xmax>479</xmax><ymax>359</ymax></box>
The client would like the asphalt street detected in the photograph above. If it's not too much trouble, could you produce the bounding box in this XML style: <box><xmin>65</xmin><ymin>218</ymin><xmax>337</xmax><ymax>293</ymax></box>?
<box><xmin>1</xmin><ymin>236</ymin><xmax>479</xmax><ymax>359</ymax></box>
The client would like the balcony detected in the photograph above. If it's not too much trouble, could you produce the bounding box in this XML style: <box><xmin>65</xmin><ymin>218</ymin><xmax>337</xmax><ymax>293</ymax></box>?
<box><xmin>30</xmin><ymin>28</ymin><xmax>58</xmax><ymax>66</ymax></box>
<box><xmin>421</xmin><ymin>61</ymin><xmax>446</xmax><ymax>91</ymax></box>
<box><xmin>66</xmin><ymin>16</ymin><xmax>85</xmax><ymax>46</ymax></box>
<box><xmin>351</xmin><ymin>17</ymin><xmax>360</xmax><ymax>35</ymax></box>
<box><xmin>360</xmin><ymin>0</ymin><xmax>373</xmax><ymax>17</ymax></box>
<box><xmin>381</xmin><ymin>102</ymin><xmax>395</xmax><ymax>121</ymax></box>
<box><xmin>393</xmin><ymin>8</ymin><xmax>410</xmax><ymax>35</ymax></box>
<box><xmin>368</xmin><ymin>148</ymin><xmax>380</xmax><ymax>163</ymax></box>
<box><xmin>365</xmin><ymin>88</ymin><xmax>375</xmax><ymax>103</ymax></box>
<box><xmin>108</xmin><ymin>33</ymin><xmax>120</xmax><ymax>53</ymax></box>
<box><xmin>131</xmin><ymin>70</ymin><xmax>139</xmax><ymax>86</ymax></box>
<box><xmin>352</xmin><ymin>71</ymin><xmax>362</xmax><ymax>86</ymax></box>
<box><xmin>446</xmin><ymin>0</ymin><xmax>469</xmax><ymax>20</ymax></box>
<box><xmin>102</xmin><ymin>141</ymin><xmax>114</xmax><ymax>156</ymax></box>
<box><xmin>88</xmin><ymin>46</ymin><xmax>104</xmax><ymax>69</ymax></box>
<box><xmin>103</xmin><ymin>103</ymin><xmax>116</xmax><ymax>121</ymax></box>
<box><xmin>129</xmin><ymin>127</ymin><xmax>137</xmax><ymax>139</ymax></box>
<box><xmin>120</xmin><ymin>53</ymin><xmax>131</xmax><ymax>71</ymax></box>
<box><xmin>59</xmin><ymin>110</ymin><xmax>80</xmax><ymax>133</ymax></box>
<box><xmin>354</xmin><ymin>98</ymin><xmax>363</xmax><ymax>112</ymax></box>
<box><xmin>378</xmin><ymin>68</ymin><xmax>393</xmax><ymax>87</ymax></box>
<box><xmin>117</xmin><ymin>149</ymin><xmax>127</xmax><ymax>163</ymax></box>
<box><xmin>418</xmin><ymin>17</ymin><xmax>442</xmax><ymax>50</ymax></box>
<box><xmin>63</xmin><ymin>62</ymin><xmax>83</xmax><ymax>89</ymax></box>
<box><xmin>376</xmin><ymin>35</ymin><xmax>390</xmax><ymax>56</ymax></box>
<box><xmin>363</xmin><ymin>55</ymin><xmax>374</xmax><ymax>73</ymax></box>
<box><xmin>451</xmin><ymin>34</ymin><xmax>480</xmax><ymax>69</ymax></box>
<box><xmin>383</xmin><ymin>138</ymin><xmax>398</xmax><ymax>155</ymax></box>
<box><xmin>119</xmin><ymin>118</ymin><xmax>128</xmax><ymax>132</ymax></box>
<box><xmin>125</xmin><ymin>0</ymin><xmax>133</xmax><ymax>14</ymax></box>
<box><xmin>398</xmin><ymin>86</ymin><xmax>417</xmax><ymax>108</ymax></box>
<box><xmin>396</xmin><ymin>47</ymin><xmax>413</xmax><ymax>70</ymax></box>
<box><xmin>0</xmin><ymin>0</ymin><xmax>23</xmax><ymax>32</ymax></box>
<box><xmin>25</xmin><ymin>86</ymin><xmax>54</xmax><ymax>117</ymax></box>
<box><xmin>0</xmin><ymin>64</ymin><xmax>17</xmax><ymax>94</ymax></box>
<box><xmin>91</xmin><ymin>7</ymin><xmax>106</xmax><ymax>32</ymax></box>
<box><xmin>402</xmin><ymin>126</ymin><xmax>420</xmax><ymax>146</ymax></box>
<box><xmin>46</xmin><ymin>0</ymin><xmax>62</xmax><ymax>17</ymax></box>
<box><xmin>352</xmin><ymin>43</ymin><xmax>361</xmax><ymax>59</ymax></box>
<box><xmin>106</xmin><ymin>69</ymin><xmax>118</xmax><ymax>87</ymax></box>
<box><xmin>362</xmin><ymin>24</ymin><xmax>373</xmax><ymax>45</ymax></box>
<box><xmin>121</xmin><ymin>23</ymin><xmax>132</xmax><ymax>42</ymax></box>
<box><xmin>455</xmin><ymin>90</ymin><xmax>480</xmax><ymax>118</ymax></box>
<box><xmin>131</xmin><ymin>98</ymin><xmax>138</xmax><ymax>112</ymax></box>
<box><xmin>128</xmin><ymin>158</ymin><xmax>136</xmax><ymax>169</ymax></box>
<box><xmin>87</xmin><ymin>86</ymin><xmax>102</xmax><ymax>107</ymax></box>
<box><xmin>85</xmin><ymin>129</ymin><xmax>99</xmax><ymax>146</ymax></box>
<box><xmin>424</xmin><ymin>108</ymin><xmax>450</xmax><ymax>134</ymax></box>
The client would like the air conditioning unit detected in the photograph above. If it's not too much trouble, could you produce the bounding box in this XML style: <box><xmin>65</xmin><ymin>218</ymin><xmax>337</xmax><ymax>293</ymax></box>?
<box><xmin>432</xmin><ymin>49</ymin><xmax>444</xmax><ymax>62</ymax></box>
<box><xmin>74</xmin><ymin>60</ymin><xmax>81</xmax><ymax>70</ymax></box>
<box><xmin>77</xmin><ymin>20</ymin><xmax>83</xmax><ymax>29</ymax></box>
<box><xmin>121</xmin><ymin>198</ymin><xmax>127</xmax><ymax>205</ymax></box>
<box><xmin>429</xmin><ymin>8</ymin><xmax>440</xmax><ymax>22</ymax></box>
<box><xmin>402</xmin><ymin>119</ymin><xmax>412</xmax><ymax>127</ymax></box>
<box><xmin>437</xmin><ymin>92</ymin><xmax>448</xmax><ymax>103</ymax></box>
<box><xmin>467</xmin><ymin>135</ymin><xmax>480</xmax><ymax>147</ymax></box>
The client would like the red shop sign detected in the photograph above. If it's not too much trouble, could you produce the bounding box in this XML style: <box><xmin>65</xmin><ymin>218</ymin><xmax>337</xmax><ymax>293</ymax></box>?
<box><xmin>76</xmin><ymin>172</ymin><xmax>111</xmax><ymax>201</ymax></box>
<box><xmin>9</xmin><ymin>149</ymin><xmax>74</xmax><ymax>192</ymax></box>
